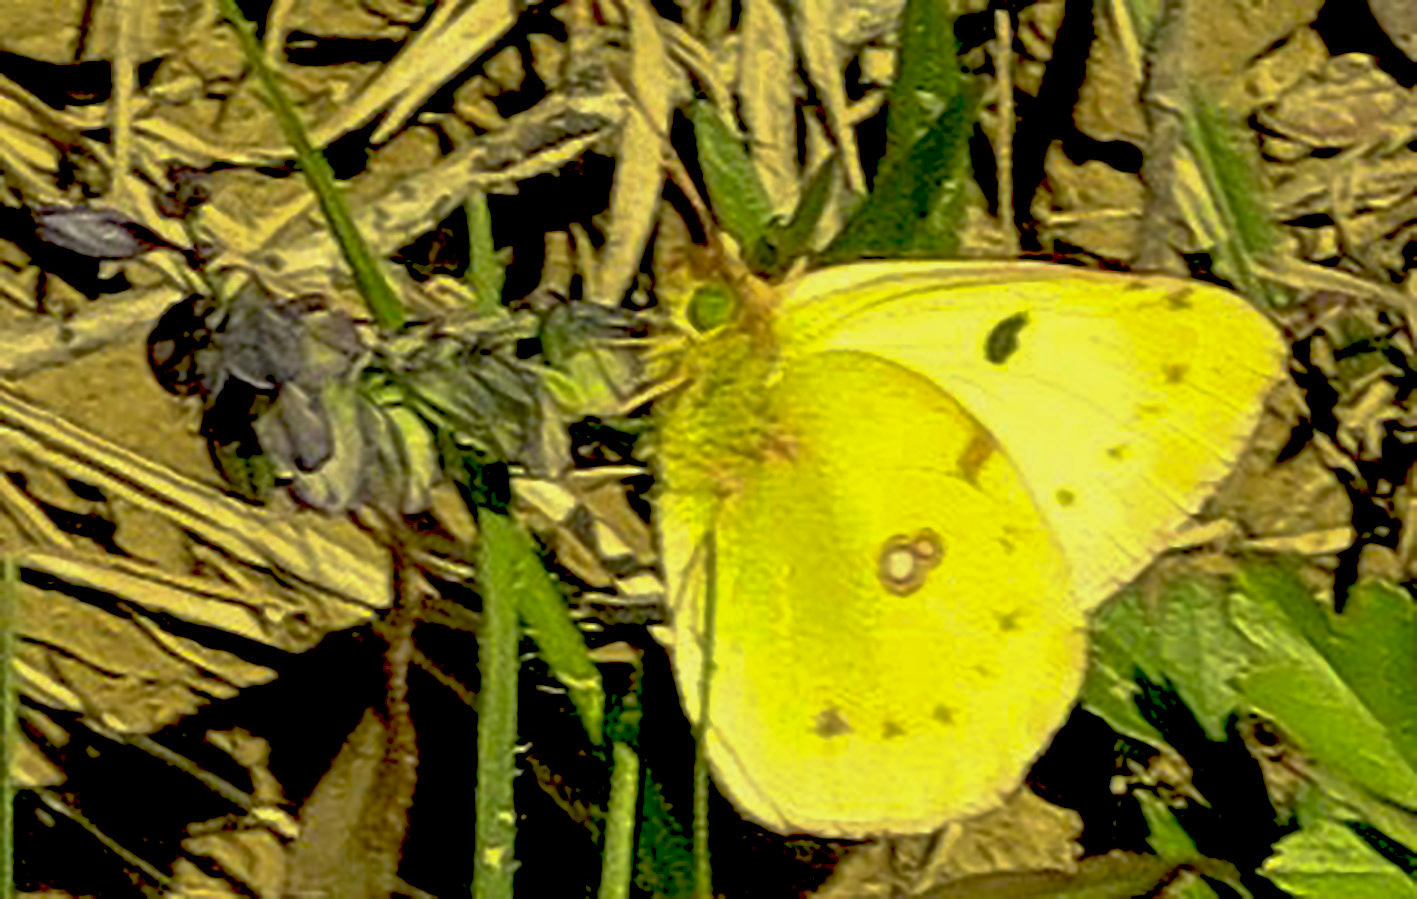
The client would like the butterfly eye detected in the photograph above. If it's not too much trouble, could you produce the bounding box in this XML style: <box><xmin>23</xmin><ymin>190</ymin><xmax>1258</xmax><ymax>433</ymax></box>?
<box><xmin>878</xmin><ymin>529</ymin><xmax>945</xmax><ymax>596</ymax></box>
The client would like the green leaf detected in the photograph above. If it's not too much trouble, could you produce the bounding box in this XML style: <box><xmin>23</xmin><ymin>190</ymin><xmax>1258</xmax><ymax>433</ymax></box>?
<box><xmin>1263</xmin><ymin>819</ymin><xmax>1417</xmax><ymax>898</ymax></box>
<box><xmin>883</xmin><ymin>0</ymin><xmax>966</xmax><ymax>173</ymax></box>
<box><xmin>1084</xmin><ymin>576</ymin><xmax>1252</xmax><ymax>745</ymax></box>
<box><xmin>752</xmin><ymin>156</ymin><xmax>837</xmax><ymax>277</ymax></box>
<box><xmin>688</xmin><ymin>101</ymin><xmax>775</xmax><ymax>257</ymax></box>
<box><xmin>1181</xmin><ymin>90</ymin><xmax>1284</xmax><ymax>308</ymax></box>
<box><xmin>821</xmin><ymin>0</ymin><xmax>974</xmax><ymax>262</ymax></box>
<box><xmin>821</xmin><ymin>85</ymin><xmax>976</xmax><ymax>262</ymax></box>
<box><xmin>1089</xmin><ymin>561</ymin><xmax>1417</xmax><ymax>842</ymax></box>
<box><xmin>1231</xmin><ymin>566</ymin><xmax>1417</xmax><ymax>810</ymax></box>
<box><xmin>1137</xmin><ymin>790</ymin><xmax>1198</xmax><ymax>864</ymax></box>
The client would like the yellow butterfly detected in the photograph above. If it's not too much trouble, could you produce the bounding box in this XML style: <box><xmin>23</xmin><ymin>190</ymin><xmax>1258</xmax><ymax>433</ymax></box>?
<box><xmin>652</xmin><ymin>258</ymin><xmax>1286</xmax><ymax>838</ymax></box>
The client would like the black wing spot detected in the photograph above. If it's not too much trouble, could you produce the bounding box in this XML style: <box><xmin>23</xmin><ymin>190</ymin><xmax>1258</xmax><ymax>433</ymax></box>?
<box><xmin>985</xmin><ymin>312</ymin><xmax>1030</xmax><ymax>365</ymax></box>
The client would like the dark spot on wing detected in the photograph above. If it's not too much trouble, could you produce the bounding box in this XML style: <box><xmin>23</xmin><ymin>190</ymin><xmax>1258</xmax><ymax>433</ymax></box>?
<box><xmin>815</xmin><ymin>708</ymin><xmax>851</xmax><ymax>737</ymax></box>
<box><xmin>985</xmin><ymin>311</ymin><xmax>1030</xmax><ymax>365</ymax></box>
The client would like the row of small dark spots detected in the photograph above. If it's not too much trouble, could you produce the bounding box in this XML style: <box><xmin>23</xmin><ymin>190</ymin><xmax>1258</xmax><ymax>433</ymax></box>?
<box><xmin>812</xmin><ymin>702</ymin><xmax>962</xmax><ymax>741</ymax></box>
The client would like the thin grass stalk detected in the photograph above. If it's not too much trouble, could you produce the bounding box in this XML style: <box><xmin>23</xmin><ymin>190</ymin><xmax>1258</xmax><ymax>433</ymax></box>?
<box><xmin>214</xmin><ymin>0</ymin><xmax>406</xmax><ymax>331</ymax></box>
<box><xmin>693</xmin><ymin>527</ymin><xmax>720</xmax><ymax>899</ymax></box>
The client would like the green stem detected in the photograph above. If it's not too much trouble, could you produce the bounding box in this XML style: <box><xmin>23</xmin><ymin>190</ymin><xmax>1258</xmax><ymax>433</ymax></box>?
<box><xmin>214</xmin><ymin>0</ymin><xmax>405</xmax><ymax>331</ymax></box>
<box><xmin>597</xmin><ymin>741</ymin><xmax>640</xmax><ymax>899</ymax></box>
<box><xmin>693</xmin><ymin>528</ymin><xmax>719</xmax><ymax>899</ymax></box>
<box><xmin>473</xmin><ymin>510</ymin><xmax>522</xmax><ymax>899</ymax></box>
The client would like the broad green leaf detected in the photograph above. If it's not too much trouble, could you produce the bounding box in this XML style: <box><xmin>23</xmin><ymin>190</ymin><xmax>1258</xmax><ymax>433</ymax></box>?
<box><xmin>821</xmin><ymin>0</ymin><xmax>974</xmax><ymax>262</ymax></box>
<box><xmin>1263</xmin><ymin>819</ymin><xmax>1417</xmax><ymax>898</ymax></box>
<box><xmin>1232</xmin><ymin>567</ymin><xmax>1417</xmax><ymax>810</ymax></box>
<box><xmin>821</xmin><ymin>85</ymin><xmax>975</xmax><ymax>262</ymax></box>
<box><xmin>1084</xmin><ymin>576</ymin><xmax>1251</xmax><ymax>745</ymax></box>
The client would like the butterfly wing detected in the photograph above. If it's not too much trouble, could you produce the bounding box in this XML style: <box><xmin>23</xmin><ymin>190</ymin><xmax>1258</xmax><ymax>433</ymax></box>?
<box><xmin>780</xmin><ymin>261</ymin><xmax>1286</xmax><ymax>612</ymax></box>
<box><xmin>658</xmin><ymin>348</ymin><xmax>1084</xmax><ymax>837</ymax></box>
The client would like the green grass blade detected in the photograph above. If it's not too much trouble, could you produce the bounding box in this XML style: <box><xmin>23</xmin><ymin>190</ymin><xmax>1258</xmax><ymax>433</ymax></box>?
<box><xmin>473</xmin><ymin>510</ymin><xmax>525</xmax><ymax>899</ymax></box>
<box><xmin>597</xmin><ymin>741</ymin><xmax>641</xmax><ymax>899</ymax></box>
<box><xmin>215</xmin><ymin>0</ymin><xmax>405</xmax><ymax>331</ymax></box>
<box><xmin>464</xmin><ymin>190</ymin><xmax>507</xmax><ymax>316</ymax></box>
<box><xmin>499</xmin><ymin>518</ymin><xmax>604</xmax><ymax>747</ymax></box>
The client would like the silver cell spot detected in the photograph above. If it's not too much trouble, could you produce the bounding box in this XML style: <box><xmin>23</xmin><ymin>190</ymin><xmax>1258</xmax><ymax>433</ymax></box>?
<box><xmin>878</xmin><ymin>528</ymin><xmax>945</xmax><ymax>596</ymax></box>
